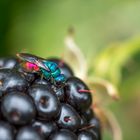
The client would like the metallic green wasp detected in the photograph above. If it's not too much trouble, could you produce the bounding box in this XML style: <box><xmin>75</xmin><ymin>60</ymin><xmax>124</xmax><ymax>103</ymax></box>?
<box><xmin>17</xmin><ymin>53</ymin><xmax>66</xmax><ymax>86</ymax></box>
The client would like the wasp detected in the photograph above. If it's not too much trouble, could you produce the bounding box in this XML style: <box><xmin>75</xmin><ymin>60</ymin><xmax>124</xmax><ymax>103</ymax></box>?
<box><xmin>16</xmin><ymin>53</ymin><xmax>66</xmax><ymax>86</ymax></box>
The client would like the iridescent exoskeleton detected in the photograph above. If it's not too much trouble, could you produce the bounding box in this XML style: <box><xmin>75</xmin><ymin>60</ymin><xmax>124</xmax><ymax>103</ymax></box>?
<box><xmin>17</xmin><ymin>53</ymin><xmax>66</xmax><ymax>86</ymax></box>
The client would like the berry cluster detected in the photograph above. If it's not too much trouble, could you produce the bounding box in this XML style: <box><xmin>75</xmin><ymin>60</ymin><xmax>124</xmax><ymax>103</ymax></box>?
<box><xmin>0</xmin><ymin>56</ymin><xmax>101</xmax><ymax>140</ymax></box>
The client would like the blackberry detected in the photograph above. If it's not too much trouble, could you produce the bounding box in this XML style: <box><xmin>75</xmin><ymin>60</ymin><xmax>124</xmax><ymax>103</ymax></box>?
<box><xmin>53</xmin><ymin>87</ymin><xmax>65</xmax><ymax>101</ymax></box>
<box><xmin>0</xmin><ymin>121</ymin><xmax>15</xmax><ymax>140</ymax></box>
<box><xmin>33</xmin><ymin>78</ymin><xmax>51</xmax><ymax>87</ymax></box>
<box><xmin>1</xmin><ymin>92</ymin><xmax>36</xmax><ymax>125</ymax></box>
<box><xmin>77</xmin><ymin>130</ymin><xmax>98</xmax><ymax>140</ymax></box>
<box><xmin>89</xmin><ymin>117</ymin><xmax>102</xmax><ymax>140</ymax></box>
<box><xmin>49</xmin><ymin>129</ymin><xmax>77</xmax><ymax>140</ymax></box>
<box><xmin>16</xmin><ymin>126</ymin><xmax>44</xmax><ymax>140</ymax></box>
<box><xmin>0</xmin><ymin>54</ymin><xmax>102</xmax><ymax>140</ymax></box>
<box><xmin>57</xmin><ymin>103</ymin><xmax>81</xmax><ymax>131</ymax></box>
<box><xmin>0</xmin><ymin>57</ymin><xmax>17</xmax><ymax>69</ymax></box>
<box><xmin>32</xmin><ymin>120</ymin><xmax>58</xmax><ymax>139</ymax></box>
<box><xmin>28</xmin><ymin>84</ymin><xmax>60</xmax><ymax>120</ymax></box>
<box><xmin>0</xmin><ymin>69</ymin><xmax>29</xmax><ymax>96</ymax></box>
<box><xmin>80</xmin><ymin>115</ymin><xmax>88</xmax><ymax>128</ymax></box>
<box><xmin>83</xmin><ymin>108</ymin><xmax>94</xmax><ymax>122</ymax></box>
<box><xmin>65</xmin><ymin>77</ymin><xmax>92</xmax><ymax>111</ymax></box>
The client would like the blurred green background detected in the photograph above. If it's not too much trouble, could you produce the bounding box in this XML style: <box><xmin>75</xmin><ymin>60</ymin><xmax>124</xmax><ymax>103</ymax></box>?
<box><xmin>0</xmin><ymin>0</ymin><xmax>140</xmax><ymax>139</ymax></box>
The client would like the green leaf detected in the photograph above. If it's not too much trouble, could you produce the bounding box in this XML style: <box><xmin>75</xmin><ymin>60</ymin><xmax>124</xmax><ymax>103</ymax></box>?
<box><xmin>93</xmin><ymin>37</ymin><xmax>140</xmax><ymax>86</ymax></box>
